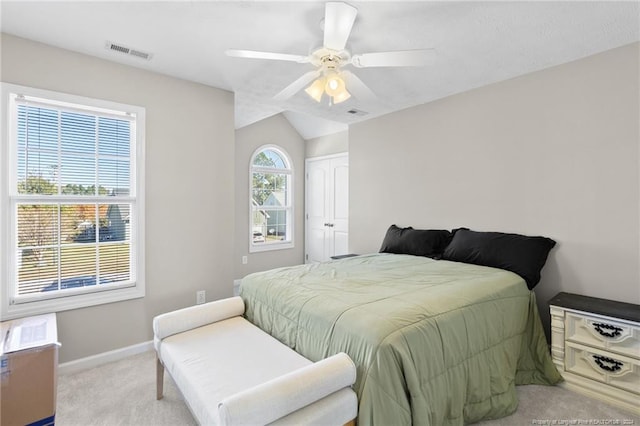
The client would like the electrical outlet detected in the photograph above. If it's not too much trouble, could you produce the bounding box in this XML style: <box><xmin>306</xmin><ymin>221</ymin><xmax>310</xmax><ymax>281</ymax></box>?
<box><xmin>196</xmin><ymin>290</ymin><xmax>206</xmax><ymax>305</ymax></box>
<box><xmin>242</xmin><ymin>256</ymin><xmax>248</xmax><ymax>265</ymax></box>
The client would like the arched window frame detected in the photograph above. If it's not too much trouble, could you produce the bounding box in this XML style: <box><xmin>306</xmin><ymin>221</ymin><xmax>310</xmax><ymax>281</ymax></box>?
<box><xmin>249</xmin><ymin>145</ymin><xmax>294</xmax><ymax>252</ymax></box>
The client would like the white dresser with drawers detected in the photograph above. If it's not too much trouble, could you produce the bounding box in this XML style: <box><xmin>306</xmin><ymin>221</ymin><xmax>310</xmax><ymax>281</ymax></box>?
<box><xmin>549</xmin><ymin>292</ymin><xmax>640</xmax><ymax>415</ymax></box>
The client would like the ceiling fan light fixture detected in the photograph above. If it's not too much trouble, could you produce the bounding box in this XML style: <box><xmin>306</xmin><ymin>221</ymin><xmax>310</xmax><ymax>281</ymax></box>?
<box><xmin>305</xmin><ymin>72</ymin><xmax>351</xmax><ymax>104</ymax></box>
<box><xmin>305</xmin><ymin>77</ymin><xmax>326</xmax><ymax>102</ymax></box>
<box><xmin>324</xmin><ymin>72</ymin><xmax>346</xmax><ymax>96</ymax></box>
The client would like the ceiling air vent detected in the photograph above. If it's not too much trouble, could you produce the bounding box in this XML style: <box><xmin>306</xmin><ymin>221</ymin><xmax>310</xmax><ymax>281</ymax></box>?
<box><xmin>105</xmin><ymin>41</ymin><xmax>153</xmax><ymax>61</ymax></box>
<box><xmin>347</xmin><ymin>109</ymin><xmax>368</xmax><ymax>117</ymax></box>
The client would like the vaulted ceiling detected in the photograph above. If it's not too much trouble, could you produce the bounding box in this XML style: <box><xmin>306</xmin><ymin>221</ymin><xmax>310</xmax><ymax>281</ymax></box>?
<box><xmin>1</xmin><ymin>1</ymin><xmax>638</xmax><ymax>139</ymax></box>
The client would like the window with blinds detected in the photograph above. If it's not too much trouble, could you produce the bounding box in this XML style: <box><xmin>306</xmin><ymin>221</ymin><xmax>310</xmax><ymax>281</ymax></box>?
<box><xmin>1</xmin><ymin>84</ymin><xmax>145</xmax><ymax>318</ymax></box>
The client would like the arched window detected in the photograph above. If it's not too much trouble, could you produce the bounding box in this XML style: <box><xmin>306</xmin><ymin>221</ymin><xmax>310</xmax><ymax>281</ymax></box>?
<box><xmin>250</xmin><ymin>145</ymin><xmax>293</xmax><ymax>252</ymax></box>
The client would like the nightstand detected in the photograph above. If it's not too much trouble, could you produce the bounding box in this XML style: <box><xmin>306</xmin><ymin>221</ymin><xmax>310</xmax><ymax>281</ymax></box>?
<box><xmin>549</xmin><ymin>292</ymin><xmax>640</xmax><ymax>415</ymax></box>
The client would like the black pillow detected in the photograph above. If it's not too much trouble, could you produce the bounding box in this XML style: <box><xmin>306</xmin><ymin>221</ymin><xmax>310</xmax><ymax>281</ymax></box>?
<box><xmin>379</xmin><ymin>225</ymin><xmax>452</xmax><ymax>259</ymax></box>
<box><xmin>441</xmin><ymin>229</ymin><xmax>556</xmax><ymax>289</ymax></box>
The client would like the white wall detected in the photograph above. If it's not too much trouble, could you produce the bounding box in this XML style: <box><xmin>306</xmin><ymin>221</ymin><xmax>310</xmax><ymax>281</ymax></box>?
<box><xmin>234</xmin><ymin>114</ymin><xmax>306</xmax><ymax>279</ymax></box>
<box><xmin>306</xmin><ymin>130</ymin><xmax>349</xmax><ymax>158</ymax></box>
<box><xmin>1</xmin><ymin>34</ymin><xmax>236</xmax><ymax>363</ymax></box>
<box><xmin>349</xmin><ymin>43</ymin><xmax>640</xmax><ymax>334</ymax></box>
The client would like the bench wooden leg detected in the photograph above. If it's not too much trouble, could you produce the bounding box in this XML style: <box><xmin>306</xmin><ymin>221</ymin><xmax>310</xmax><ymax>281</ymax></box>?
<box><xmin>156</xmin><ymin>355</ymin><xmax>164</xmax><ymax>400</ymax></box>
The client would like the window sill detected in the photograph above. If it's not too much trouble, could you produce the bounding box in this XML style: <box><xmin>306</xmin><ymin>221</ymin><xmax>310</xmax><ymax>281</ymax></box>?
<box><xmin>249</xmin><ymin>241</ymin><xmax>294</xmax><ymax>253</ymax></box>
<box><xmin>1</xmin><ymin>283</ymin><xmax>145</xmax><ymax>321</ymax></box>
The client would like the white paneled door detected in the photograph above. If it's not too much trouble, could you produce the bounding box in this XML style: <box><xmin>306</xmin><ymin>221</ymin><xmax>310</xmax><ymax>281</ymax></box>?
<box><xmin>305</xmin><ymin>154</ymin><xmax>349</xmax><ymax>263</ymax></box>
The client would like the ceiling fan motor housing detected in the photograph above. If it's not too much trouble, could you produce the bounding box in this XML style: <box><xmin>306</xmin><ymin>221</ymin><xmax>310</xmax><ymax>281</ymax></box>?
<box><xmin>310</xmin><ymin>47</ymin><xmax>351</xmax><ymax>73</ymax></box>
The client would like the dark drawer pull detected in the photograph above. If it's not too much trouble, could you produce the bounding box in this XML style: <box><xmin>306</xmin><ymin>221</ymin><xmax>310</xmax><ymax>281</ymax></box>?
<box><xmin>592</xmin><ymin>322</ymin><xmax>622</xmax><ymax>338</ymax></box>
<box><xmin>593</xmin><ymin>354</ymin><xmax>623</xmax><ymax>372</ymax></box>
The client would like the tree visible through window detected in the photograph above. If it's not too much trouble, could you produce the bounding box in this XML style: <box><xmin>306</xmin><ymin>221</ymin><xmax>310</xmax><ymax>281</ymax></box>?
<box><xmin>250</xmin><ymin>146</ymin><xmax>293</xmax><ymax>251</ymax></box>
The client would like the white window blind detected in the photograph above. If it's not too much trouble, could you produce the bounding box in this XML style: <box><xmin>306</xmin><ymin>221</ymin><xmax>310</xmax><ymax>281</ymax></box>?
<box><xmin>2</xmin><ymin>84</ymin><xmax>145</xmax><ymax>318</ymax></box>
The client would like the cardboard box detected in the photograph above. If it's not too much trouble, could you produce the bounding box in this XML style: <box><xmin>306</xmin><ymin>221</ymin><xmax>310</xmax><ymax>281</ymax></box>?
<box><xmin>1</xmin><ymin>313</ymin><xmax>59</xmax><ymax>426</ymax></box>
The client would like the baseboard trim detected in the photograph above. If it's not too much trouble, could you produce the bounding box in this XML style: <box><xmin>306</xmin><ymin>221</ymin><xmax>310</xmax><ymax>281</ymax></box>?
<box><xmin>58</xmin><ymin>340</ymin><xmax>153</xmax><ymax>376</ymax></box>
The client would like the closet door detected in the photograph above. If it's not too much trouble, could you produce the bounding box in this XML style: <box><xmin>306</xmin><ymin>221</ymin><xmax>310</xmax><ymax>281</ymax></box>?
<box><xmin>305</xmin><ymin>154</ymin><xmax>349</xmax><ymax>263</ymax></box>
<box><xmin>330</xmin><ymin>155</ymin><xmax>349</xmax><ymax>258</ymax></box>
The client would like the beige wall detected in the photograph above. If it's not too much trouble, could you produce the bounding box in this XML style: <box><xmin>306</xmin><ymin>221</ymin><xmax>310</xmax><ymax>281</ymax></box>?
<box><xmin>350</xmin><ymin>42</ymin><xmax>640</xmax><ymax>334</ymax></box>
<box><xmin>306</xmin><ymin>130</ymin><xmax>349</xmax><ymax>158</ymax></box>
<box><xmin>1</xmin><ymin>34</ymin><xmax>236</xmax><ymax>363</ymax></box>
<box><xmin>234</xmin><ymin>114</ymin><xmax>306</xmax><ymax>279</ymax></box>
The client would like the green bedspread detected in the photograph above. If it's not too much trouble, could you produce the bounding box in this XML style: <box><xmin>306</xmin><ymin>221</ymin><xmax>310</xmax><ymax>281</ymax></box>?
<box><xmin>240</xmin><ymin>254</ymin><xmax>561</xmax><ymax>425</ymax></box>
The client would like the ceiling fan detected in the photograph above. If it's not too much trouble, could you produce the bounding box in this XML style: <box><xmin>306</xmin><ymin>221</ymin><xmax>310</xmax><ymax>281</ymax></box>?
<box><xmin>226</xmin><ymin>2</ymin><xmax>433</xmax><ymax>105</ymax></box>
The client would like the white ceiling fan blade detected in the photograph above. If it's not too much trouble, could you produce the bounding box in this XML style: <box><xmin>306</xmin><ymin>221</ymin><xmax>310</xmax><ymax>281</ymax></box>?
<box><xmin>226</xmin><ymin>49</ymin><xmax>309</xmax><ymax>63</ymax></box>
<box><xmin>351</xmin><ymin>49</ymin><xmax>434</xmax><ymax>68</ymax></box>
<box><xmin>341</xmin><ymin>71</ymin><xmax>377</xmax><ymax>103</ymax></box>
<box><xmin>323</xmin><ymin>2</ymin><xmax>358</xmax><ymax>51</ymax></box>
<box><xmin>274</xmin><ymin>70</ymin><xmax>322</xmax><ymax>101</ymax></box>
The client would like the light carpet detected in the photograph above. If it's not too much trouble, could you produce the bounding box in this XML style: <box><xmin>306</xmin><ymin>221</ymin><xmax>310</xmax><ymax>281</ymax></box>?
<box><xmin>57</xmin><ymin>350</ymin><xmax>639</xmax><ymax>425</ymax></box>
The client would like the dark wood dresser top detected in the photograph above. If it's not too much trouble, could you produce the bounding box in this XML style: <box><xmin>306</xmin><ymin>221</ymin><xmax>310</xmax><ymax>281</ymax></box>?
<box><xmin>549</xmin><ymin>292</ymin><xmax>640</xmax><ymax>323</ymax></box>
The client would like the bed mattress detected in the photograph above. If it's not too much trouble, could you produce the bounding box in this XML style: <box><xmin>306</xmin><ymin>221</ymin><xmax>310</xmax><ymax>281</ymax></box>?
<box><xmin>240</xmin><ymin>253</ymin><xmax>561</xmax><ymax>425</ymax></box>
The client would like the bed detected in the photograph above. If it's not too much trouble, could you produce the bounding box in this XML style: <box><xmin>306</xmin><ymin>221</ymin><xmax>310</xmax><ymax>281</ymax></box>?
<box><xmin>239</xmin><ymin>228</ymin><xmax>562</xmax><ymax>425</ymax></box>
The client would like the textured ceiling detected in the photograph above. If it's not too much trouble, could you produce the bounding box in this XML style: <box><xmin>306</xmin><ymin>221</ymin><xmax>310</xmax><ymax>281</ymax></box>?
<box><xmin>1</xmin><ymin>1</ymin><xmax>638</xmax><ymax>139</ymax></box>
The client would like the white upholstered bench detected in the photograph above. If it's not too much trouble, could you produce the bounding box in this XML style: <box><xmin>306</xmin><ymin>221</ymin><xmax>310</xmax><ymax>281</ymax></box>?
<box><xmin>153</xmin><ymin>296</ymin><xmax>358</xmax><ymax>426</ymax></box>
